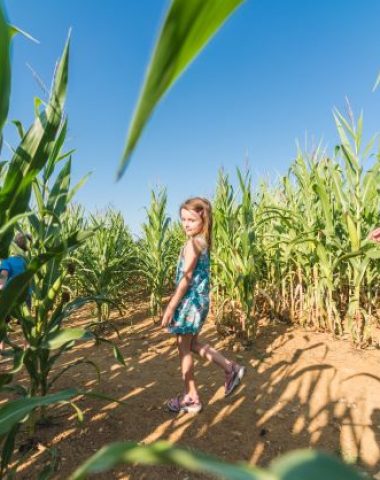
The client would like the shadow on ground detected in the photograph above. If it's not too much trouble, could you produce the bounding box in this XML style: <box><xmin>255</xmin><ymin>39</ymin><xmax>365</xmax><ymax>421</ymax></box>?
<box><xmin>2</xmin><ymin>300</ymin><xmax>379</xmax><ymax>479</ymax></box>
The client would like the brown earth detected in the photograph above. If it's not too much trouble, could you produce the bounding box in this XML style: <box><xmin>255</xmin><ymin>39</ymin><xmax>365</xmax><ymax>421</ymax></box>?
<box><xmin>1</xmin><ymin>301</ymin><xmax>380</xmax><ymax>479</ymax></box>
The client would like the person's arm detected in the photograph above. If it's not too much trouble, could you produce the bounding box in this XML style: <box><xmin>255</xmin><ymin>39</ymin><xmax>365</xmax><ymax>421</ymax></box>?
<box><xmin>161</xmin><ymin>238</ymin><xmax>203</xmax><ymax>327</ymax></box>
<box><xmin>369</xmin><ymin>227</ymin><xmax>380</xmax><ymax>242</ymax></box>
<box><xmin>0</xmin><ymin>269</ymin><xmax>9</xmax><ymax>290</ymax></box>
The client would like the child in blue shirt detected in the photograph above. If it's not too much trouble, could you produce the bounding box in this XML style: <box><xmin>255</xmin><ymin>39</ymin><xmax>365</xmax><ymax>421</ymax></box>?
<box><xmin>0</xmin><ymin>233</ymin><xmax>31</xmax><ymax>350</ymax></box>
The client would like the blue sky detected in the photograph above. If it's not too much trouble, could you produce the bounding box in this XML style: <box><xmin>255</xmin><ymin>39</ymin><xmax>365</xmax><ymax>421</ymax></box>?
<box><xmin>4</xmin><ymin>1</ymin><xmax>380</xmax><ymax>234</ymax></box>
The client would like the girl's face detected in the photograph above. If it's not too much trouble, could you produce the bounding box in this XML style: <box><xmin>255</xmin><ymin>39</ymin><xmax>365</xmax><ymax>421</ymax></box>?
<box><xmin>180</xmin><ymin>208</ymin><xmax>203</xmax><ymax>237</ymax></box>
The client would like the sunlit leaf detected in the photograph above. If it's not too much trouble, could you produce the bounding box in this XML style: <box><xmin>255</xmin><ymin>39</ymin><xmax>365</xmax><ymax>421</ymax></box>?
<box><xmin>117</xmin><ymin>0</ymin><xmax>245</xmax><ymax>178</ymax></box>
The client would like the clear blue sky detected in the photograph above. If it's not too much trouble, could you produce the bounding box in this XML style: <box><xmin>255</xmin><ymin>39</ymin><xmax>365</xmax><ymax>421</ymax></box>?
<box><xmin>4</xmin><ymin>1</ymin><xmax>380</xmax><ymax>234</ymax></box>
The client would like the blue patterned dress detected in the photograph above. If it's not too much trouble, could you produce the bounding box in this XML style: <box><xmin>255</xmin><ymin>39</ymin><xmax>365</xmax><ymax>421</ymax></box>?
<box><xmin>168</xmin><ymin>243</ymin><xmax>210</xmax><ymax>335</ymax></box>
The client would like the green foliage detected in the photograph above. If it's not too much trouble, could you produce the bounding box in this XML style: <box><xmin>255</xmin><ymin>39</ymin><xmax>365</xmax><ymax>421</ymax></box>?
<box><xmin>0</xmin><ymin>34</ymin><xmax>70</xmax><ymax>258</ymax></box>
<box><xmin>212</xmin><ymin>169</ymin><xmax>264</xmax><ymax>340</ymax></box>
<box><xmin>138</xmin><ymin>188</ymin><xmax>175</xmax><ymax>319</ymax></box>
<box><xmin>212</xmin><ymin>109</ymin><xmax>380</xmax><ymax>345</ymax></box>
<box><xmin>0</xmin><ymin>35</ymin><xmax>125</xmax><ymax>476</ymax></box>
<box><xmin>0</xmin><ymin>1</ymin><xmax>10</xmax><ymax>143</ymax></box>
<box><xmin>118</xmin><ymin>0</ymin><xmax>245</xmax><ymax>177</ymax></box>
<box><xmin>0</xmin><ymin>390</ymin><xmax>78</xmax><ymax>437</ymax></box>
<box><xmin>69</xmin><ymin>441</ymin><xmax>362</xmax><ymax>480</ymax></box>
<box><xmin>71</xmin><ymin>209</ymin><xmax>138</xmax><ymax>321</ymax></box>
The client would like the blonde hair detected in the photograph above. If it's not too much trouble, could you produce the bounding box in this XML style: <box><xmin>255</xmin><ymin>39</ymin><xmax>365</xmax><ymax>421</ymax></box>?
<box><xmin>180</xmin><ymin>197</ymin><xmax>212</xmax><ymax>250</ymax></box>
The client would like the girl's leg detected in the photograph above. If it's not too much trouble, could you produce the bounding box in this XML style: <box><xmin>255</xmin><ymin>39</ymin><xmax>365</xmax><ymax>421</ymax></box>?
<box><xmin>191</xmin><ymin>334</ymin><xmax>245</xmax><ymax>396</ymax></box>
<box><xmin>190</xmin><ymin>334</ymin><xmax>237</xmax><ymax>373</ymax></box>
<box><xmin>177</xmin><ymin>334</ymin><xmax>199</xmax><ymax>400</ymax></box>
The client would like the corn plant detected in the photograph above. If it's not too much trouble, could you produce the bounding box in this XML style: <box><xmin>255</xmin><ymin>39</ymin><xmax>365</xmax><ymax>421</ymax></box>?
<box><xmin>138</xmin><ymin>188</ymin><xmax>175</xmax><ymax>320</ymax></box>
<box><xmin>0</xmin><ymin>33</ymin><xmax>125</xmax><ymax>476</ymax></box>
<box><xmin>212</xmin><ymin>169</ymin><xmax>264</xmax><ymax>340</ymax></box>
<box><xmin>7</xmin><ymin>147</ymin><xmax>125</xmax><ymax>418</ymax></box>
<box><xmin>211</xmin><ymin>113</ymin><xmax>380</xmax><ymax>346</ymax></box>
<box><xmin>71</xmin><ymin>209</ymin><xmax>138</xmax><ymax>322</ymax></box>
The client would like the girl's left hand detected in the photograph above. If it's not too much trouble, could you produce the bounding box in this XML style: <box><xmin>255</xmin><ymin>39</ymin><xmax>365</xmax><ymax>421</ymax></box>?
<box><xmin>161</xmin><ymin>306</ymin><xmax>174</xmax><ymax>328</ymax></box>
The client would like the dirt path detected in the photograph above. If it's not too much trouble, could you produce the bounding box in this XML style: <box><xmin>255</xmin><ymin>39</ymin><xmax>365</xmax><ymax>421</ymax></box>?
<box><xmin>3</xmin><ymin>302</ymin><xmax>380</xmax><ymax>479</ymax></box>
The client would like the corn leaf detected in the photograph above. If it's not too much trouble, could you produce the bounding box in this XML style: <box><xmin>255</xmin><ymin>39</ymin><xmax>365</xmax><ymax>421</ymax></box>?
<box><xmin>0</xmin><ymin>1</ymin><xmax>10</xmax><ymax>141</ymax></box>
<box><xmin>269</xmin><ymin>449</ymin><xmax>361</xmax><ymax>480</ymax></box>
<box><xmin>45</xmin><ymin>328</ymin><xmax>93</xmax><ymax>350</ymax></box>
<box><xmin>0</xmin><ymin>34</ymin><xmax>70</xmax><ymax>256</ymax></box>
<box><xmin>0</xmin><ymin>389</ymin><xmax>77</xmax><ymax>436</ymax></box>
<box><xmin>69</xmin><ymin>440</ymin><xmax>269</xmax><ymax>480</ymax></box>
<box><xmin>117</xmin><ymin>0</ymin><xmax>245</xmax><ymax>178</ymax></box>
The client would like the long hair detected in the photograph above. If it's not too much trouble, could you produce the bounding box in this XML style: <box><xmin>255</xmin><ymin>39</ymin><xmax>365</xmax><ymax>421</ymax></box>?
<box><xmin>180</xmin><ymin>197</ymin><xmax>212</xmax><ymax>250</ymax></box>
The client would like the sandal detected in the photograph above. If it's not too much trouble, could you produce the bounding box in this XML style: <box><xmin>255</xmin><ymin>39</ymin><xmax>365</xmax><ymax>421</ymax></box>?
<box><xmin>225</xmin><ymin>364</ymin><xmax>246</xmax><ymax>397</ymax></box>
<box><xmin>167</xmin><ymin>394</ymin><xmax>202</xmax><ymax>414</ymax></box>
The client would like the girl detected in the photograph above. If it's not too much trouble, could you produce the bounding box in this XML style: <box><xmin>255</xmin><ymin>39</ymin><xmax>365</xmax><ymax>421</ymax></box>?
<box><xmin>161</xmin><ymin>197</ymin><xmax>245</xmax><ymax>414</ymax></box>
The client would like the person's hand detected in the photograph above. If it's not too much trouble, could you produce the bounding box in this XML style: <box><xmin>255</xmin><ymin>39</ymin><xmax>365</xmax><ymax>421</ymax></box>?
<box><xmin>369</xmin><ymin>227</ymin><xmax>380</xmax><ymax>243</ymax></box>
<box><xmin>161</xmin><ymin>306</ymin><xmax>174</xmax><ymax>328</ymax></box>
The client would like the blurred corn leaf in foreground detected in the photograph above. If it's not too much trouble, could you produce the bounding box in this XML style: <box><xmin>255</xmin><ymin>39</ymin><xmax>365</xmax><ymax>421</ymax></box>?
<box><xmin>117</xmin><ymin>0</ymin><xmax>245</xmax><ymax>178</ymax></box>
<box><xmin>69</xmin><ymin>441</ymin><xmax>363</xmax><ymax>480</ymax></box>
<box><xmin>0</xmin><ymin>1</ymin><xmax>10</xmax><ymax>143</ymax></box>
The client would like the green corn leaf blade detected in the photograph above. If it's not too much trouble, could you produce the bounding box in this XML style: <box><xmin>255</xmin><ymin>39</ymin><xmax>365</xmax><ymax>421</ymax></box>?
<box><xmin>362</xmin><ymin>163</ymin><xmax>380</xmax><ymax>207</ymax></box>
<box><xmin>69</xmin><ymin>440</ymin><xmax>269</xmax><ymax>480</ymax></box>
<box><xmin>33</xmin><ymin>95</ymin><xmax>45</xmax><ymax>117</ymax></box>
<box><xmin>0</xmin><ymin>33</ymin><xmax>70</xmax><ymax>248</ymax></box>
<box><xmin>356</xmin><ymin>111</ymin><xmax>363</xmax><ymax>152</ymax></box>
<box><xmin>7</xmin><ymin>348</ymin><xmax>26</xmax><ymax>374</ymax></box>
<box><xmin>0</xmin><ymin>160</ymin><xmax>7</xmax><ymax>175</ymax></box>
<box><xmin>43</xmin><ymin>117</ymin><xmax>69</xmax><ymax>182</ymax></box>
<box><xmin>329</xmin><ymin>164</ymin><xmax>347</xmax><ymax>211</ymax></box>
<box><xmin>269</xmin><ymin>449</ymin><xmax>362</xmax><ymax>480</ymax></box>
<box><xmin>8</xmin><ymin>24</ymin><xmax>39</xmax><ymax>43</ymax></box>
<box><xmin>334</xmin><ymin>109</ymin><xmax>356</xmax><ymax>142</ymax></box>
<box><xmin>69</xmin><ymin>401</ymin><xmax>84</xmax><ymax>423</ymax></box>
<box><xmin>67</xmin><ymin>171</ymin><xmax>91</xmax><ymax>204</ymax></box>
<box><xmin>333</xmin><ymin>250</ymin><xmax>364</xmax><ymax>269</ymax></box>
<box><xmin>11</xmin><ymin>119</ymin><xmax>25</xmax><ymax>139</ymax></box>
<box><xmin>57</xmin><ymin>148</ymin><xmax>76</xmax><ymax>161</ymax></box>
<box><xmin>0</xmin><ymin>423</ymin><xmax>20</xmax><ymax>475</ymax></box>
<box><xmin>0</xmin><ymin>389</ymin><xmax>77</xmax><ymax>436</ymax></box>
<box><xmin>45</xmin><ymin>327</ymin><xmax>93</xmax><ymax>350</ymax></box>
<box><xmin>113</xmin><ymin>344</ymin><xmax>126</xmax><ymax>366</ymax></box>
<box><xmin>0</xmin><ymin>1</ymin><xmax>10</xmax><ymax>141</ymax></box>
<box><xmin>345</xmin><ymin>213</ymin><xmax>360</xmax><ymax>251</ymax></box>
<box><xmin>48</xmin><ymin>295</ymin><xmax>108</xmax><ymax>330</ymax></box>
<box><xmin>96</xmin><ymin>337</ymin><xmax>126</xmax><ymax>367</ymax></box>
<box><xmin>80</xmin><ymin>390</ymin><xmax>127</xmax><ymax>407</ymax></box>
<box><xmin>0</xmin><ymin>210</ymin><xmax>34</xmax><ymax>240</ymax></box>
<box><xmin>32</xmin><ymin>180</ymin><xmax>45</xmax><ymax>215</ymax></box>
<box><xmin>117</xmin><ymin>0</ymin><xmax>245</xmax><ymax>178</ymax></box>
<box><xmin>46</xmin><ymin>158</ymin><xmax>71</xmax><ymax>216</ymax></box>
<box><xmin>333</xmin><ymin>111</ymin><xmax>359</xmax><ymax>177</ymax></box>
<box><xmin>48</xmin><ymin>359</ymin><xmax>101</xmax><ymax>390</ymax></box>
<box><xmin>365</xmin><ymin>247</ymin><xmax>380</xmax><ymax>260</ymax></box>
